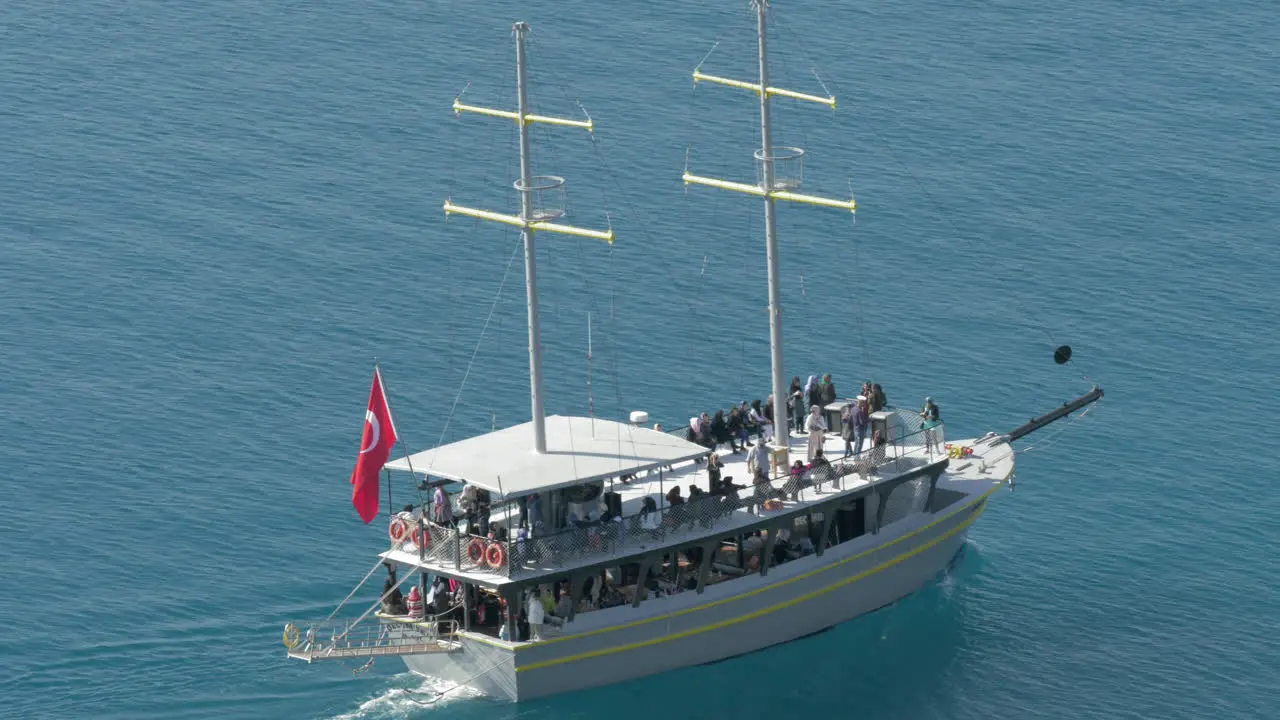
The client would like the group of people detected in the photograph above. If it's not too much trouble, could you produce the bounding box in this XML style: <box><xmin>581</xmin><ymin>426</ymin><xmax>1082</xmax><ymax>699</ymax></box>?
<box><xmin>789</xmin><ymin>374</ymin><xmax>839</xmax><ymax>434</ymax></box>
<box><xmin>685</xmin><ymin>400</ymin><xmax>775</xmax><ymax>455</ymax></box>
<box><xmin>427</xmin><ymin>482</ymin><xmax>499</xmax><ymax>539</ymax></box>
<box><xmin>514</xmin><ymin>573</ymin><xmax>629</xmax><ymax>641</ymax></box>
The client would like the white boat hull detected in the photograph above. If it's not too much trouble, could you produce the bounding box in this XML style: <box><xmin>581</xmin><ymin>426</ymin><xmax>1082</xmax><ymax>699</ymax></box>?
<box><xmin>403</xmin><ymin>492</ymin><xmax>986</xmax><ymax>702</ymax></box>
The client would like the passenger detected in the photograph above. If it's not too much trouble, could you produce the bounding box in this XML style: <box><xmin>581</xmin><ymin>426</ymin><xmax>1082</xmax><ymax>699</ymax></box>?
<box><xmin>773</xmin><ymin>528</ymin><xmax>792</xmax><ymax>566</ymax></box>
<box><xmin>432</xmin><ymin>484</ymin><xmax>453</xmax><ymax>526</ymax></box>
<box><xmin>789</xmin><ymin>376</ymin><xmax>805</xmax><ymax>434</ymax></box>
<box><xmin>381</xmin><ymin>565</ymin><xmax>409</xmax><ymax>615</ymax></box>
<box><xmin>921</xmin><ymin>396</ymin><xmax>943</xmax><ymax>453</ymax></box>
<box><xmin>710</xmin><ymin>409</ymin><xmax>734</xmax><ymax>453</ymax></box>
<box><xmin>752</xmin><ymin>467</ymin><xmax>772</xmax><ymax>513</ymax></box>
<box><xmin>797</xmin><ymin>534</ymin><xmax>816</xmax><ymax>555</ymax></box>
<box><xmin>841</xmin><ymin>401</ymin><xmax>856</xmax><ymax>458</ymax></box>
<box><xmin>706</xmin><ymin>453</ymin><xmax>725</xmax><ymax>493</ymax></box>
<box><xmin>640</xmin><ymin>496</ymin><xmax>661</xmax><ymax>532</ymax></box>
<box><xmin>811</xmin><ymin>448</ymin><xmax>829</xmax><ymax>466</ymax></box>
<box><xmin>805</xmin><ymin>404</ymin><xmax>827</xmax><ymax>462</ymax></box>
<box><xmin>554</xmin><ymin>589</ymin><xmax>572</xmax><ymax>620</ymax></box>
<box><xmin>787</xmin><ymin>459</ymin><xmax>806</xmax><ymax>500</ymax></box>
<box><xmin>688</xmin><ymin>484</ymin><xmax>705</xmax><ymax>501</ymax></box>
<box><xmin>666</xmin><ymin>485</ymin><xmax>685</xmax><ymax>507</ymax></box>
<box><xmin>870</xmin><ymin>383</ymin><xmax>887</xmax><ymax>412</ymax></box>
<box><xmin>527</xmin><ymin>588</ymin><xmax>546</xmax><ymax>640</ymax></box>
<box><xmin>739</xmin><ymin>401</ymin><xmax>756</xmax><ymax>441</ymax></box>
<box><xmin>765</xmin><ymin>394</ymin><xmax>777</xmax><ymax>434</ymax></box>
<box><xmin>871</xmin><ymin>429</ymin><xmax>887</xmax><ymax>468</ymax></box>
<box><xmin>818</xmin><ymin>373</ymin><xmax>837</xmax><ymax>407</ymax></box>
<box><xmin>527</xmin><ymin>492</ymin><xmax>544</xmax><ymax>529</ymax></box>
<box><xmin>805</xmin><ymin>375</ymin><xmax>821</xmax><ymax>417</ymax></box>
<box><xmin>476</xmin><ymin>488</ymin><xmax>492</xmax><ymax>537</ymax></box>
<box><xmin>746</xmin><ymin>441</ymin><xmax>768</xmax><ymax>479</ymax></box>
<box><xmin>699</xmin><ymin>412</ymin><xmax>714</xmax><ymax>447</ymax></box>
<box><xmin>540</xmin><ymin>587</ymin><xmax>557</xmax><ymax>619</ymax></box>
<box><xmin>749</xmin><ymin>399</ymin><xmax>773</xmax><ymax>443</ymax></box>
<box><xmin>853</xmin><ymin>398</ymin><xmax>870</xmax><ymax>456</ymax></box>
<box><xmin>726</xmin><ymin>407</ymin><xmax>747</xmax><ymax>453</ymax></box>
<box><xmin>514</xmin><ymin>526</ymin><xmax>529</xmax><ymax>567</ymax></box>
<box><xmin>810</xmin><ymin>448</ymin><xmax>832</xmax><ymax>491</ymax></box>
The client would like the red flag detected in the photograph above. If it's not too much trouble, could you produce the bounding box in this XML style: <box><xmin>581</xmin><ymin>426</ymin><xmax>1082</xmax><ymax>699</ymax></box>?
<box><xmin>350</xmin><ymin>368</ymin><xmax>398</xmax><ymax>524</ymax></box>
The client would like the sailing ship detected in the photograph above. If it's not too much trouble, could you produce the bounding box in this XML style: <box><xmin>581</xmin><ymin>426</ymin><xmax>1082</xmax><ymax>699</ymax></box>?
<box><xmin>282</xmin><ymin>2</ymin><xmax>1103</xmax><ymax>703</ymax></box>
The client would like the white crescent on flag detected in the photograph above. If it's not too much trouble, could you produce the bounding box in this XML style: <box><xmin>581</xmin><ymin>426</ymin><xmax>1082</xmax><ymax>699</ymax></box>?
<box><xmin>359</xmin><ymin>410</ymin><xmax>380</xmax><ymax>454</ymax></box>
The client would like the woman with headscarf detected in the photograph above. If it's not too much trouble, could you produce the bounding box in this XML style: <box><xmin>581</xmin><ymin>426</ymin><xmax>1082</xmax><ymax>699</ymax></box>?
<box><xmin>805</xmin><ymin>375</ymin><xmax>821</xmax><ymax>418</ymax></box>
<box><xmin>805</xmin><ymin>404</ymin><xmax>827</xmax><ymax>462</ymax></box>
<box><xmin>432</xmin><ymin>484</ymin><xmax>453</xmax><ymax>526</ymax></box>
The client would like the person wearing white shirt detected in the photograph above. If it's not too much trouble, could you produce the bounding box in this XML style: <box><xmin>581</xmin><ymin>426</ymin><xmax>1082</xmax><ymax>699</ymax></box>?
<box><xmin>805</xmin><ymin>404</ymin><xmax>827</xmax><ymax>461</ymax></box>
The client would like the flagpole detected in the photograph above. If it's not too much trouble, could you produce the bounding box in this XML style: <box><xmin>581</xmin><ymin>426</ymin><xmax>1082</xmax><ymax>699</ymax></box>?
<box><xmin>373</xmin><ymin>359</ymin><xmax>425</xmax><ymax>511</ymax></box>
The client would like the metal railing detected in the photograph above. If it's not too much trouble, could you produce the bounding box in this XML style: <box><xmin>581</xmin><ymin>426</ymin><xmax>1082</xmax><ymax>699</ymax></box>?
<box><xmin>285</xmin><ymin>617</ymin><xmax>460</xmax><ymax>661</ymax></box>
<box><xmin>388</xmin><ymin>422</ymin><xmax>946</xmax><ymax>579</ymax></box>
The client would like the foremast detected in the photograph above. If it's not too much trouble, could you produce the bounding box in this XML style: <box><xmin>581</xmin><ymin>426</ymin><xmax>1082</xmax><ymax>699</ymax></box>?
<box><xmin>684</xmin><ymin>0</ymin><xmax>856</xmax><ymax>469</ymax></box>
<box><xmin>445</xmin><ymin>22</ymin><xmax>614</xmax><ymax>454</ymax></box>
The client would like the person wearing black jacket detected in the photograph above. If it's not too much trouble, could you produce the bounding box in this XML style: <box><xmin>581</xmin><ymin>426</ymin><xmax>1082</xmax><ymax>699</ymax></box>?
<box><xmin>710</xmin><ymin>409</ymin><xmax>736</xmax><ymax>454</ymax></box>
<box><xmin>818</xmin><ymin>373</ymin><xmax>837</xmax><ymax>407</ymax></box>
<box><xmin>726</xmin><ymin>407</ymin><xmax>747</xmax><ymax>453</ymax></box>
<box><xmin>789</xmin><ymin>376</ymin><xmax>804</xmax><ymax>434</ymax></box>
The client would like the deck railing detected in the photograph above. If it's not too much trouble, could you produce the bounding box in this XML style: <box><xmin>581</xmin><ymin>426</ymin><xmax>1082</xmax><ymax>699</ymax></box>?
<box><xmin>284</xmin><ymin>617</ymin><xmax>459</xmax><ymax>662</ymax></box>
<box><xmin>389</xmin><ymin>421</ymin><xmax>945</xmax><ymax>579</ymax></box>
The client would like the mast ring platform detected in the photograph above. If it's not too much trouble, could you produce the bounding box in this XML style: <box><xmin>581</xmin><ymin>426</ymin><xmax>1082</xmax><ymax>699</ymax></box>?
<box><xmin>514</xmin><ymin>174</ymin><xmax>567</xmax><ymax>222</ymax></box>
<box><xmin>755</xmin><ymin>146</ymin><xmax>805</xmax><ymax>190</ymax></box>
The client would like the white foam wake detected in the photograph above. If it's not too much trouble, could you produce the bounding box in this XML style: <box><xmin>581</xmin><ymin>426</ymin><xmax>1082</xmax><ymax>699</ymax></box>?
<box><xmin>330</xmin><ymin>672</ymin><xmax>484</xmax><ymax>719</ymax></box>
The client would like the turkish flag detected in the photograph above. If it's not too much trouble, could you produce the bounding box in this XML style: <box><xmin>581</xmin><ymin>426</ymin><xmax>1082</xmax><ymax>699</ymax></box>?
<box><xmin>350</xmin><ymin>368</ymin><xmax>398</xmax><ymax>524</ymax></box>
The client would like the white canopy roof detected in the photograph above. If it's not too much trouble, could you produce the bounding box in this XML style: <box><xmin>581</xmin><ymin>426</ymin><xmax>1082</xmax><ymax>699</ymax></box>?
<box><xmin>382</xmin><ymin>415</ymin><xmax>709</xmax><ymax>500</ymax></box>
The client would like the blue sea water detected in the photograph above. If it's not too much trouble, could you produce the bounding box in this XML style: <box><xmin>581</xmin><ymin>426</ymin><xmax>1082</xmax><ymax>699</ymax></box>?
<box><xmin>2</xmin><ymin>0</ymin><xmax>1277</xmax><ymax>718</ymax></box>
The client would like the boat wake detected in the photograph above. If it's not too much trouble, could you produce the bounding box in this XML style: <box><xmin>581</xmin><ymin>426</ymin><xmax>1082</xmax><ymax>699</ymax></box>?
<box><xmin>330</xmin><ymin>673</ymin><xmax>483</xmax><ymax>719</ymax></box>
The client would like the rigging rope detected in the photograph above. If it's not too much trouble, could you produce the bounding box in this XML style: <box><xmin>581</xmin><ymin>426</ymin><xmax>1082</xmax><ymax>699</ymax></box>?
<box><xmin>319</xmin><ymin>558</ymin><xmax>388</xmax><ymax>626</ymax></box>
<box><xmin>424</xmin><ymin>237</ymin><xmax>524</xmax><ymax>478</ymax></box>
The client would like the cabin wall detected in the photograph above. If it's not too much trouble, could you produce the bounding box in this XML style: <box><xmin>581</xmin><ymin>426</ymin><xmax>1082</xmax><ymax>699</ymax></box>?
<box><xmin>510</xmin><ymin>497</ymin><xmax>984</xmax><ymax>699</ymax></box>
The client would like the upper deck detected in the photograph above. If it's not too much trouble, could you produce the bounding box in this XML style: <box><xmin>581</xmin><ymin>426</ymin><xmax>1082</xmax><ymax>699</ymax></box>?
<box><xmin>380</xmin><ymin>414</ymin><xmax>1008</xmax><ymax>590</ymax></box>
<box><xmin>383</xmin><ymin>415</ymin><xmax>709</xmax><ymax>500</ymax></box>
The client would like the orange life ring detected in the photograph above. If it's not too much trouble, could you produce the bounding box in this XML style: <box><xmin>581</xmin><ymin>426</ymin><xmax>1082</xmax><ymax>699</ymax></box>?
<box><xmin>467</xmin><ymin>538</ymin><xmax>487</xmax><ymax>565</ymax></box>
<box><xmin>485</xmin><ymin>542</ymin><xmax>505</xmax><ymax>569</ymax></box>
<box><xmin>388</xmin><ymin>517</ymin><xmax>409</xmax><ymax>544</ymax></box>
<box><xmin>409</xmin><ymin>526</ymin><xmax>430</xmax><ymax>549</ymax></box>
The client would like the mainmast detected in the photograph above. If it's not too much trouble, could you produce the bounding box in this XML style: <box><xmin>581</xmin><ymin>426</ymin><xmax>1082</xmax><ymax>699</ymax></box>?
<box><xmin>684</xmin><ymin>0</ymin><xmax>856</xmax><ymax>469</ymax></box>
<box><xmin>446</xmin><ymin>22</ymin><xmax>614</xmax><ymax>454</ymax></box>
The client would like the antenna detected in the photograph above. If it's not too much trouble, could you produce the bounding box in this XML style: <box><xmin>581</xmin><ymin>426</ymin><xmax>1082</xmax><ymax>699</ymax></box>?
<box><xmin>683</xmin><ymin>0</ymin><xmax>856</xmax><ymax>470</ymax></box>
<box><xmin>587</xmin><ymin>311</ymin><xmax>595</xmax><ymax>437</ymax></box>
<box><xmin>446</xmin><ymin>22</ymin><xmax>614</xmax><ymax>454</ymax></box>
